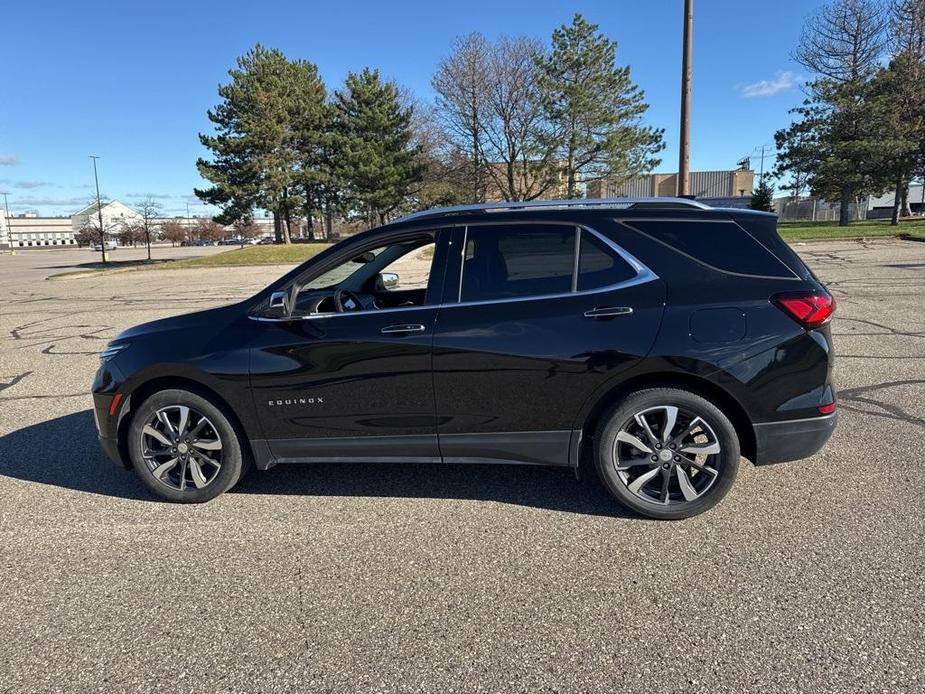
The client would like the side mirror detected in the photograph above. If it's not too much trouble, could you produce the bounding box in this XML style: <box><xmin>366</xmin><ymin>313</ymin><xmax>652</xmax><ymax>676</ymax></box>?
<box><xmin>379</xmin><ymin>272</ymin><xmax>400</xmax><ymax>289</ymax></box>
<box><xmin>267</xmin><ymin>290</ymin><xmax>291</xmax><ymax>319</ymax></box>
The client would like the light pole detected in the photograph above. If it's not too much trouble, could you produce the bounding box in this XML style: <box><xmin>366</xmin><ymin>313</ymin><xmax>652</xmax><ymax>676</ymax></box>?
<box><xmin>2</xmin><ymin>192</ymin><xmax>11</xmax><ymax>252</ymax></box>
<box><xmin>677</xmin><ymin>0</ymin><xmax>694</xmax><ymax>197</ymax></box>
<box><xmin>89</xmin><ymin>155</ymin><xmax>107</xmax><ymax>264</ymax></box>
<box><xmin>186</xmin><ymin>202</ymin><xmax>194</xmax><ymax>243</ymax></box>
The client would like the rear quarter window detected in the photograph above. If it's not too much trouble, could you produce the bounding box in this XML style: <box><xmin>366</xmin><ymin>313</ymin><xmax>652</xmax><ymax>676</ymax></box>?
<box><xmin>625</xmin><ymin>220</ymin><xmax>795</xmax><ymax>278</ymax></box>
<box><xmin>577</xmin><ymin>229</ymin><xmax>637</xmax><ymax>290</ymax></box>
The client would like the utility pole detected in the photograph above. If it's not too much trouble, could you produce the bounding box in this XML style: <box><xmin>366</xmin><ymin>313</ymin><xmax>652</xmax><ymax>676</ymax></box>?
<box><xmin>89</xmin><ymin>155</ymin><xmax>107</xmax><ymax>264</ymax></box>
<box><xmin>756</xmin><ymin>144</ymin><xmax>772</xmax><ymax>179</ymax></box>
<box><xmin>677</xmin><ymin>0</ymin><xmax>694</xmax><ymax>197</ymax></box>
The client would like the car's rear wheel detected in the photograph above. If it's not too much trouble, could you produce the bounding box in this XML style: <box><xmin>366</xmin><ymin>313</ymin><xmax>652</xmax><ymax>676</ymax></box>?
<box><xmin>594</xmin><ymin>388</ymin><xmax>740</xmax><ymax>520</ymax></box>
<box><xmin>127</xmin><ymin>389</ymin><xmax>246</xmax><ymax>503</ymax></box>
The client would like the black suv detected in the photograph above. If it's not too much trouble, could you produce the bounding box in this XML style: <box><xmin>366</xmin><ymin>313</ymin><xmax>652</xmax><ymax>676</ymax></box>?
<box><xmin>92</xmin><ymin>198</ymin><xmax>837</xmax><ymax>519</ymax></box>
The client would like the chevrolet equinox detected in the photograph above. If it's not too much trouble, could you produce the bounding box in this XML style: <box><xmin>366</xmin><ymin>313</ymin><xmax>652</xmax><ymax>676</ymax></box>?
<box><xmin>92</xmin><ymin>198</ymin><xmax>837</xmax><ymax>519</ymax></box>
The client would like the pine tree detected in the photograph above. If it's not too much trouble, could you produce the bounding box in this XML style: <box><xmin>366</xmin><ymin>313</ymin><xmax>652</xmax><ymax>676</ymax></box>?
<box><xmin>749</xmin><ymin>176</ymin><xmax>775</xmax><ymax>212</ymax></box>
<box><xmin>775</xmin><ymin>80</ymin><xmax>897</xmax><ymax>225</ymax></box>
<box><xmin>776</xmin><ymin>0</ymin><xmax>895</xmax><ymax>226</ymax></box>
<box><xmin>536</xmin><ymin>13</ymin><xmax>664</xmax><ymax>198</ymax></box>
<box><xmin>196</xmin><ymin>45</ymin><xmax>317</xmax><ymax>243</ymax></box>
<box><xmin>333</xmin><ymin>69</ymin><xmax>424</xmax><ymax>225</ymax></box>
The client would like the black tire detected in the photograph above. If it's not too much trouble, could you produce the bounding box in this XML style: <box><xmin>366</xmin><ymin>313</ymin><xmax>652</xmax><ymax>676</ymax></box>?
<box><xmin>127</xmin><ymin>388</ymin><xmax>246</xmax><ymax>503</ymax></box>
<box><xmin>594</xmin><ymin>387</ymin><xmax>740</xmax><ymax>520</ymax></box>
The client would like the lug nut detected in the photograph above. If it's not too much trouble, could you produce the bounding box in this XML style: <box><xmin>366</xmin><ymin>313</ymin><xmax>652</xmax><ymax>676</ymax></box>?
<box><xmin>674</xmin><ymin>456</ymin><xmax>680</xmax><ymax>461</ymax></box>
<box><xmin>655</xmin><ymin>443</ymin><xmax>662</xmax><ymax>450</ymax></box>
<box><xmin>669</xmin><ymin>444</ymin><xmax>676</xmax><ymax>450</ymax></box>
<box><xmin>651</xmin><ymin>455</ymin><xmax>658</xmax><ymax>462</ymax></box>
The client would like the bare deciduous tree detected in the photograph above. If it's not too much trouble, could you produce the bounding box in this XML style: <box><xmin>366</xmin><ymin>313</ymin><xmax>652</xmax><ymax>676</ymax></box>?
<box><xmin>890</xmin><ymin>0</ymin><xmax>925</xmax><ymax>58</ymax></box>
<box><xmin>196</xmin><ymin>219</ymin><xmax>226</xmax><ymax>243</ymax></box>
<box><xmin>134</xmin><ymin>197</ymin><xmax>163</xmax><ymax>260</ymax></box>
<box><xmin>161</xmin><ymin>221</ymin><xmax>187</xmax><ymax>246</ymax></box>
<box><xmin>795</xmin><ymin>0</ymin><xmax>886</xmax><ymax>83</ymax></box>
<box><xmin>233</xmin><ymin>218</ymin><xmax>262</xmax><ymax>246</ymax></box>
<box><xmin>481</xmin><ymin>36</ymin><xmax>557</xmax><ymax>201</ymax></box>
<box><xmin>432</xmin><ymin>33</ymin><xmax>491</xmax><ymax>203</ymax></box>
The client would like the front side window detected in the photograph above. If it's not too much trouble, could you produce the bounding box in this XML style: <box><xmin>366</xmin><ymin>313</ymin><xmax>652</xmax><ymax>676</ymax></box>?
<box><xmin>292</xmin><ymin>234</ymin><xmax>436</xmax><ymax>316</ymax></box>
<box><xmin>459</xmin><ymin>225</ymin><xmax>640</xmax><ymax>302</ymax></box>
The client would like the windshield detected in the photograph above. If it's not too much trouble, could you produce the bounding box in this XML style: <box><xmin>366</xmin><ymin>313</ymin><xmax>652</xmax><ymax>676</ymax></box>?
<box><xmin>303</xmin><ymin>247</ymin><xmax>386</xmax><ymax>290</ymax></box>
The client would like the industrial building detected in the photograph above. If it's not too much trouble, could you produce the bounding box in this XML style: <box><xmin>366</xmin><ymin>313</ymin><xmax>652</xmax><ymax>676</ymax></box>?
<box><xmin>587</xmin><ymin>167</ymin><xmax>755</xmax><ymax>200</ymax></box>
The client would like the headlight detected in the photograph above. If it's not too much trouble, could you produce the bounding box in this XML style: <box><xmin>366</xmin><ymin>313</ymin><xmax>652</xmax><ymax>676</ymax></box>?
<box><xmin>99</xmin><ymin>343</ymin><xmax>128</xmax><ymax>362</ymax></box>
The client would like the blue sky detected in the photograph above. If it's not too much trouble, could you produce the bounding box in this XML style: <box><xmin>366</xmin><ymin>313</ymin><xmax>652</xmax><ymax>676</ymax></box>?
<box><xmin>1</xmin><ymin>0</ymin><xmax>814</xmax><ymax>217</ymax></box>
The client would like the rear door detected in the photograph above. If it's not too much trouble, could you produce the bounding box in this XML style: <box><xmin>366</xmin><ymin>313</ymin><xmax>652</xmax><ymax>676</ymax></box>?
<box><xmin>432</xmin><ymin>222</ymin><xmax>665</xmax><ymax>466</ymax></box>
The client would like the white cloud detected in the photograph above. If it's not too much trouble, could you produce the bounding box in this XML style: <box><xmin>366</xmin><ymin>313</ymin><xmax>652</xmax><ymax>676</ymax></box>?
<box><xmin>125</xmin><ymin>192</ymin><xmax>177</xmax><ymax>199</ymax></box>
<box><xmin>0</xmin><ymin>154</ymin><xmax>18</xmax><ymax>166</ymax></box>
<box><xmin>0</xmin><ymin>178</ymin><xmax>52</xmax><ymax>189</ymax></box>
<box><xmin>9</xmin><ymin>196</ymin><xmax>89</xmax><ymax>209</ymax></box>
<box><xmin>741</xmin><ymin>71</ymin><xmax>801</xmax><ymax>98</ymax></box>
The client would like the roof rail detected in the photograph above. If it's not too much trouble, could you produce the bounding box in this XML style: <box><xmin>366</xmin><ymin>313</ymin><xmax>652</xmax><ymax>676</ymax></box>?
<box><xmin>393</xmin><ymin>196</ymin><xmax>712</xmax><ymax>224</ymax></box>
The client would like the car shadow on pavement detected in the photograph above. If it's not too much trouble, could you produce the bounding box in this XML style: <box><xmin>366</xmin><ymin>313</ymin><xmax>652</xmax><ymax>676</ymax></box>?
<box><xmin>235</xmin><ymin>463</ymin><xmax>637</xmax><ymax>520</ymax></box>
<box><xmin>0</xmin><ymin>410</ymin><xmax>151</xmax><ymax>501</ymax></box>
<box><xmin>0</xmin><ymin>410</ymin><xmax>635</xmax><ymax>518</ymax></box>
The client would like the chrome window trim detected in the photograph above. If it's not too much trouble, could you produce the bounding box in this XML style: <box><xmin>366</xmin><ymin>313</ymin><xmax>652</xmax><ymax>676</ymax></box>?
<box><xmin>449</xmin><ymin>222</ymin><xmax>656</xmax><ymax>310</ymax></box>
<box><xmin>248</xmin><ymin>222</ymin><xmax>658</xmax><ymax>323</ymax></box>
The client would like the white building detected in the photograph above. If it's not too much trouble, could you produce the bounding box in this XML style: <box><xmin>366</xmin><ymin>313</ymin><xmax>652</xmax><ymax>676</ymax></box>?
<box><xmin>1</xmin><ymin>209</ymin><xmax>75</xmax><ymax>248</ymax></box>
<box><xmin>71</xmin><ymin>200</ymin><xmax>141</xmax><ymax>238</ymax></box>
<box><xmin>1</xmin><ymin>199</ymin><xmax>280</xmax><ymax>248</ymax></box>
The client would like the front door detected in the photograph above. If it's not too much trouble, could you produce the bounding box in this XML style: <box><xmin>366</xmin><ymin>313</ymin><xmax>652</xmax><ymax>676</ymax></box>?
<box><xmin>432</xmin><ymin>222</ymin><xmax>665</xmax><ymax>466</ymax></box>
<box><xmin>249</xmin><ymin>229</ymin><xmax>449</xmax><ymax>463</ymax></box>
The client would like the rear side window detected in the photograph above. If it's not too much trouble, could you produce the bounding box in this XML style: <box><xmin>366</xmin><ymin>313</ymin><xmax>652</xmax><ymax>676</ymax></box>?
<box><xmin>578</xmin><ymin>229</ymin><xmax>637</xmax><ymax>290</ymax></box>
<box><xmin>461</xmin><ymin>225</ymin><xmax>575</xmax><ymax>302</ymax></box>
<box><xmin>459</xmin><ymin>225</ymin><xmax>643</xmax><ymax>302</ymax></box>
<box><xmin>626</xmin><ymin>220</ymin><xmax>795</xmax><ymax>278</ymax></box>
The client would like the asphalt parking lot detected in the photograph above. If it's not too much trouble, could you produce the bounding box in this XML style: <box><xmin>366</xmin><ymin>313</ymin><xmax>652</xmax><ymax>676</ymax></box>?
<box><xmin>1</xmin><ymin>240</ymin><xmax>923</xmax><ymax>693</ymax></box>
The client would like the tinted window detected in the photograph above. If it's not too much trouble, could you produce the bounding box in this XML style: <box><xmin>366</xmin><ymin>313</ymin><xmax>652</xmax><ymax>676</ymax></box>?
<box><xmin>628</xmin><ymin>220</ymin><xmax>794</xmax><ymax>278</ymax></box>
<box><xmin>461</xmin><ymin>225</ymin><xmax>575</xmax><ymax>302</ymax></box>
<box><xmin>578</xmin><ymin>230</ymin><xmax>637</xmax><ymax>290</ymax></box>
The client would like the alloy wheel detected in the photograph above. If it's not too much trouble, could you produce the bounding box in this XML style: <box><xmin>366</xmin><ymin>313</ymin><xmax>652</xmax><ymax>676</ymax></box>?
<box><xmin>140</xmin><ymin>405</ymin><xmax>224</xmax><ymax>491</ymax></box>
<box><xmin>612</xmin><ymin>405</ymin><xmax>722</xmax><ymax>506</ymax></box>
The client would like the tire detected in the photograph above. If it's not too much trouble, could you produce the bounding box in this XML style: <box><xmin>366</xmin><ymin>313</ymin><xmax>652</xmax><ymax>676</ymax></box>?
<box><xmin>594</xmin><ymin>387</ymin><xmax>740</xmax><ymax>520</ymax></box>
<box><xmin>127</xmin><ymin>388</ymin><xmax>246</xmax><ymax>503</ymax></box>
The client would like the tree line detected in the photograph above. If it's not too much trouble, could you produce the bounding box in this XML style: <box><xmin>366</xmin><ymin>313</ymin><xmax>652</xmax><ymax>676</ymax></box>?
<box><xmin>775</xmin><ymin>0</ymin><xmax>925</xmax><ymax>226</ymax></box>
<box><xmin>195</xmin><ymin>13</ymin><xmax>664</xmax><ymax>243</ymax></box>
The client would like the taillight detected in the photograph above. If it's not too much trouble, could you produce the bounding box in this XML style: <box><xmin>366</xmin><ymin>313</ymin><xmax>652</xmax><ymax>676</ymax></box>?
<box><xmin>772</xmin><ymin>291</ymin><xmax>836</xmax><ymax>329</ymax></box>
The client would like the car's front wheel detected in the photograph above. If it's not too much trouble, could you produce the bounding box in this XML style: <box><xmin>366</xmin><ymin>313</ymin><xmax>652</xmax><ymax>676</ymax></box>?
<box><xmin>594</xmin><ymin>388</ymin><xmax>740</xmax><ymax>520</ymax></box>
<box><xmin>127</xmin><ymin>388</ymin><xmax>246</xmax><ymax>503</ymax></box>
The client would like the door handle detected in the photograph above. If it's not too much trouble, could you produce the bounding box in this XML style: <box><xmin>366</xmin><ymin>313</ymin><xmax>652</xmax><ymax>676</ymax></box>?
<box><xmin>380</xmin><ymin>323</ymin><xmax>427</xmax><ymax>335</ymax></box>
<box><xmin>584</xmin><ymin>306</ymin><xmax>634</xmax><ymax>318</ymax></box>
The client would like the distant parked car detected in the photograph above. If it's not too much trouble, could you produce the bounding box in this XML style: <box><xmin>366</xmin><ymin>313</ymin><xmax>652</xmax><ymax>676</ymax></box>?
<box><xmin>258</xmin><ymin>238</ymin><xmax>275</xmax><ymax>245</ymax></box>
<box><xmin>92</xmin><ymin>240</ymin><xmax>118</xmax><ymax>251</ymax></box>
